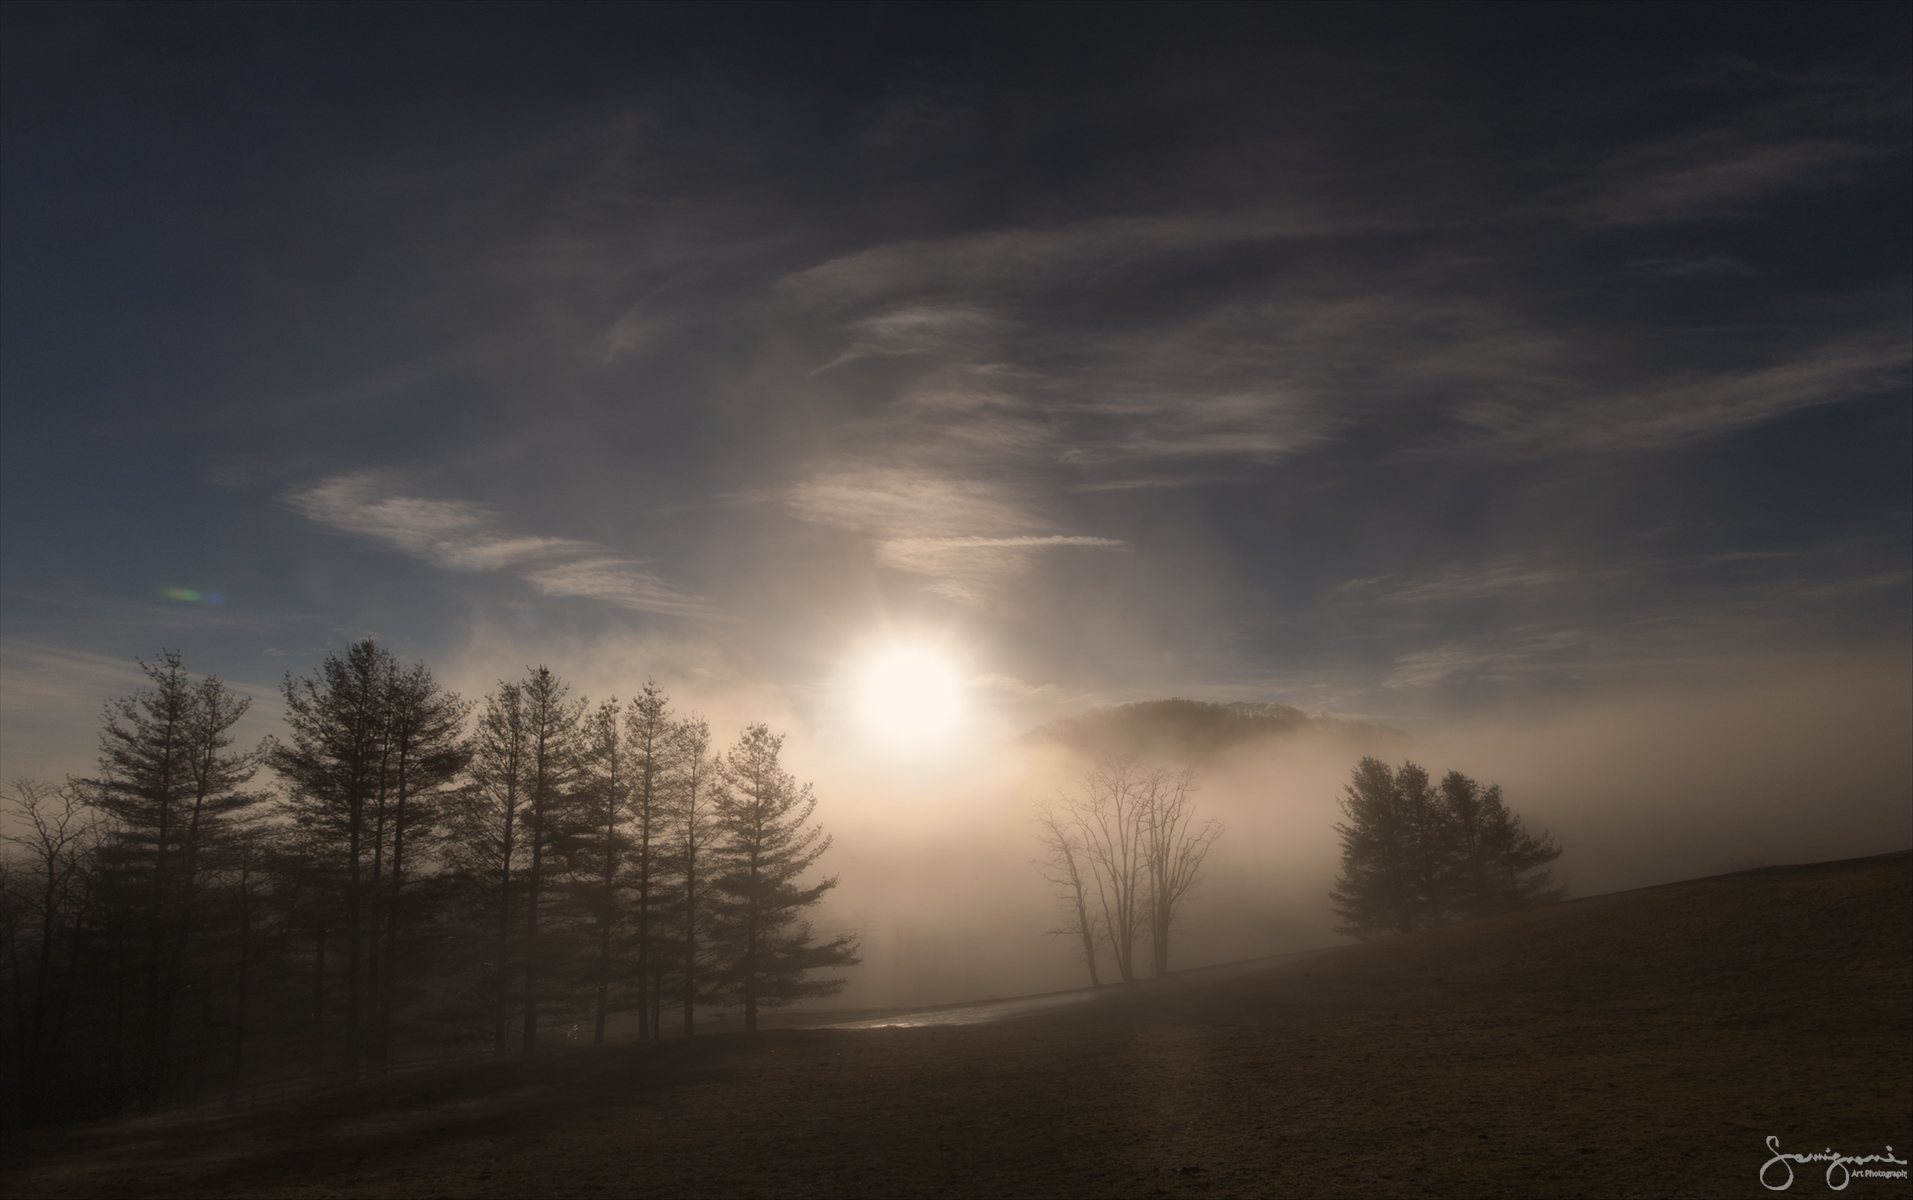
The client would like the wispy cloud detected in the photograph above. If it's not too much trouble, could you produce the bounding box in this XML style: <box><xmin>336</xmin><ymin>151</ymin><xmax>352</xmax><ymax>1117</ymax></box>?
<box><xmin>1627</xmin><ymin>255</ymin><xmax>1760</xmax><ymax>279</ymax></box>
<box><xmin>784</xmin><ymin>466</ymin><xmax>1125</xmax><ymax>605</ymax></box>
<box><xmin>518</xmin><ymin>559</ymin><xmax>711</xmax><ymax>616</ymax></box>
<box><xmin>1446</xmin><ymin>330</ymin><xmax>1910</xmax><ymax>456</ymax></box>
<box><xmin>287</xmin><ymin>474</ymin><xmax>712</xmax><ymax>617</ymax></box>
<box><xmin>289</xmin><ymin>475</ymin><xmax>585</xmax><ymax>570</ymax></box>
<box><xmin>1576</xmin><ymin>137</ymin><xmax>1889</xmax><ymax>226</ymax></box>
<box><xmin>813</xmin><ymin>304</ymin><xmax>1010</xmax><ymax>373</ymax></box>
<box><xmin>1564</xmin><ymin>64</ymin><xmax>1906</xmax><ymax>228</ymax></box>
<box><xmin>779</xmin><ymin>213</ymin><xmax>1340</xmax><ymax>308</ymax></box>
<box><xmin>1384</xmin><ymin>628</ymin><xmax>1593</xmax><ymax>689</ymax></box>
<box><xmin>1335</xmin><ymin>558</ymin><xmax>1584</xmax><ymax>605</ymax></box>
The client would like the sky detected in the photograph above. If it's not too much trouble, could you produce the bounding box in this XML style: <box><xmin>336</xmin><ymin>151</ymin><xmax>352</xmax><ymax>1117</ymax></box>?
<box><xmin>3</xmin><ymin>3</ymin><xmax>1909</xmax><ymax>1000</ymax></box>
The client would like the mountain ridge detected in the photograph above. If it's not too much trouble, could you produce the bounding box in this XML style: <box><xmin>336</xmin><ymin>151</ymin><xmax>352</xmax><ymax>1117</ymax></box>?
<box><xmin>1028</xmin><ymin>696</ymin><xmax>1409</xmax><ymax>762</ymax></box>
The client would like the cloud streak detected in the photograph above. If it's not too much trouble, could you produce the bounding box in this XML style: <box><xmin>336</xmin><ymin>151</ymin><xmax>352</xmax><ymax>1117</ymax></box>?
<box><xmin>287</xmin><ymin>474</ymin><xmax>713</xmax><ymax>617</ymax></box>
<box><xmin>1445</xmin><ymin>331</ymin><xmax>1911</xmax><ymax>456</ymax></box>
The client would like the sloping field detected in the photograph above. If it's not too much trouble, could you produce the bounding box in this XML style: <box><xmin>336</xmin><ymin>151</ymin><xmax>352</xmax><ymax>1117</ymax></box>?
<box><xmin>6</xmin><ymin>851</ymin><xmax>1907</xmax><ymax>1199</ymax></box>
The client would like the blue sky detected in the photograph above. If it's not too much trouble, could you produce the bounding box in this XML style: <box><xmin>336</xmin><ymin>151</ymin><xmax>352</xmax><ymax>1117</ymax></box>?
<box><xmin>3</xmin><ymin>3</ymin><xmax>1908</xmax><ymax>801</ymax></box>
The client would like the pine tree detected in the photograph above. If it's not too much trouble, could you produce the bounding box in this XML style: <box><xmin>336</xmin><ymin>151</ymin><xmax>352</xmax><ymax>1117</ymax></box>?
<box><xmin>86</xmin><ymin>651</ymin><xmax>263</xmax><ymax>1109</ymax></box>
<box><xmin>368</xmin><ymin>661</ymin><xmax>468</xmax><ymax>1071</ymax></box>
<box><xmin>516</xmin><ymin>667</ymin><xmax>583</xmax><ymax>1055</ymax></box>
<box><xmin>576</xmin><ymin>697</ymin><xmax>631</xmax><ymax>1044</ymax></box>
<box><xmin>1331</xmin><ymin>758</ymin><xmax>1564</xmax><ymax>939</ymax></box>
<box><xmin>707</xmin><ymin>725</ymin><xmax>857</xmax><ymax>1032</ymax></box>
<box><xmin>1329</xmin><ymin>757</ymin><xmax>1419</xmax><ymax>938</ymax></box>
<box><xmin>455</xmin><ymin>680</ymin><xmax>530</xmax><ymax>1056</ymax></box>
<box><xmin>624</xmin><ymin>682</ymin><xmax>675</xmax><ymax>1040</ymax></box>
<box><xmin>268</xmin><ymin>641</ymin><xmax>467</xmax><ymax>1078</ymax></box>
<box><xmin>665</xmin><ymin>715</ymin><xmax>717</xmax><ymax>1035</ymax></box>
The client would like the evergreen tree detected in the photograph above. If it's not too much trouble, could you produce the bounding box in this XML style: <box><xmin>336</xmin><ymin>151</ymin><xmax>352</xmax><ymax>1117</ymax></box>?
<box><xmin>267</xmin><ymin>641</ymin><xmax>388</xmax><ymax>1080</ymax></box>
<box><xmin>515</xmin><ymin>667</ymin><xmax>583</xmax><ymax>1054</ymax></box>
<box><xmin>666</xmin><ymin>715</ymin><xmax>717</xmax><ymax>1035</ymax></box>
<box><xmin>1331</xmin><ymin>757</ymin><xmax>1564</xmax><ymax>939</ymax></box>
<box><xmin>575</xmin><ymin>697</ymin><xmax>631</xmax><ymax>1044</ymax></box>
<box><xmin>267</xmin><ymin>641</ymin><xmax>467</xmax><ymax>1078</ymax></box>
<box><xmin>85</xmin><ymin>651</ymin><xmax>263</xmax><ymax>1109</ymax></box>
<box><xmin>453</xmin><ymin>680</ymin><xmax>530</xmax><ymax>1055</ymax></box>
<box><xmin>368</xmin><ymin>661</ymin><xmax>469</xmax><ymax>1070</ymax></box>
<box><xmin>707</xmin><ymin>725</ymin><xmax>857</xmax><ymax>1032</ymax></box>
<box><xmin>1330</xmin><ymin>757</ymin><xmax>1419</xmax><ymax>938</ymax></box>
<box><xmin>624</xmin><ymin>682</ymin><xmax>674</xmax><ymax>1039</ymax></box>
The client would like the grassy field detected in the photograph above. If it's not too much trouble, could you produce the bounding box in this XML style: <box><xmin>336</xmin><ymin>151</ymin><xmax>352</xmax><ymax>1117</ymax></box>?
<box><xmin>5</xmin><ymin>850</ymin><xmax>1907</xmax><ymax>1199</ymax></box>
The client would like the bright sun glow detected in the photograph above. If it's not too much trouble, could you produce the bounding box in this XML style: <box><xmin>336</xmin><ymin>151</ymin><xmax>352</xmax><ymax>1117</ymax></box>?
<box><xmin>854</xmin><ymin>644</ymin><xmax>967</xmax><ymax>747</ymax></box>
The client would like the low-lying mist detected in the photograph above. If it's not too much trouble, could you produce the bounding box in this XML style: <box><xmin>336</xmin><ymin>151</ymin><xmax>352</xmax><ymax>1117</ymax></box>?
<box><xmin>784</xmin><ymin>653</ymin><xmax>1911</xmax><ymax>1012</ymax></box>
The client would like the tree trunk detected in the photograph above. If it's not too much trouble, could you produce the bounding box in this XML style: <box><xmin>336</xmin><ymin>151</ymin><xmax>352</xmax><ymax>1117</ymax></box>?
<box><xmin>309</xmin><ymin>926</ymin><xmax>327</xmax><ymax>1091</ymax></box>
<box><xmin>494</xmin><ymin>817</ymin><xmax>512</xmax><ymax>1057</ymax></box>
<box><xmin>346</xmin><ymin>791</ymin><xmax>362</xmax><ymax>1080</ymax></box>
<box><xmin>522</xmin><ymin>831</ymin><xmax>540</xmax><ymax>1056</ymax></box>
<box><xmin>681</xmin><ymin>860</ymin><xmax>696</xmax><ymax>1037</ymax></box>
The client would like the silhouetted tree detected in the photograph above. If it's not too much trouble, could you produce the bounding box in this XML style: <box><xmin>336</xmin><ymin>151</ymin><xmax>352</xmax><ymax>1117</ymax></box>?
<box><xmin>707</xmin><ymin>725</ymin><xmax>857</xmax><ymax>1032</ymax></box>
<box><xmin>268</xmin><ymin>641</ymin><xmax>463</xmax><ymax>1078</ymax></box>
<box><xmin>575</xmin><ymin>697</ymin><xmax>631</xmax><ymax>1044</ymax></box>
<box><xmin>1330</xmin><ymin>758</ymin><xmax>1421</xmax><ymax>936</ymax></box>
<box><xmin>666</xmin><ymin>715</ymin><xmax>717</xmax><ymax>1035</ymax></box>
<box><xmin>624</xmin><ymin>682</ymin><xmax>674</xmax><ymax>1039</ymax></box>
<box><xmin>368</xmin><ymin>661</ymin><xmax>469</xmax><ymax>1070</ymax></box>
<box><xmin>1141</xmin><ymin>768</ymin><xmax>1222</xmax><ymax>976</ymax></box>
<box><xmin>1036</xmin><ymin>758</ymin><xmax>1222</xmax><ymax>984</ymax></box>
<box><xmin>1032</xmin><ymin>802</ymin><xmax>1104</xmax><ymax>987</ymax></box>
<box><xmin>1331</xmin><ymin>758</ymin><xmax>1563</xmax><ymax>938</ymax></box>
<box><xmin>86</xmin><ymin>652</ymin><xmax>263</xmax><ymax>1108</ymax></box>
<box><xmin>1441</xmin><ymin>769</ymin><xmax>1564</xmax><ymax>914</ymax></box>
<box><xmin>1072</xmin><ymin>758</ymin><xmax>1151</xmax><ymax>984</ymax></box>
<box><xmin>454</xmin><ymin>680</ymin><xmax>530</xmax><ymax>1055</ymax></box>
<box><xmin>268</xmin><ymin>641</ymin><xmax>389</xmax><ymax>1080</ymax></box>
<box><xmin>0</xmin><ymin>779</ymin><xmax>101</xmax><ymax>1124</ymax></box>
<box><xmin>0</xmin><ymin>644</ymin><xmax>872</xmax><ymax>1121</ymax></box>
<box><xmin>516</xmin><ymin>667</ymin><xmax>584</xmax><ymax>1055</ymax></box>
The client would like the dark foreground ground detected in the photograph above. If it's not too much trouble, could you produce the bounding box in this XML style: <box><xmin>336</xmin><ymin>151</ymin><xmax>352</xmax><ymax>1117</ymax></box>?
<box><xmin>5</xmin><ymin>851</ymin><xmax>1909</xmax><ymax>1199</ymax></box>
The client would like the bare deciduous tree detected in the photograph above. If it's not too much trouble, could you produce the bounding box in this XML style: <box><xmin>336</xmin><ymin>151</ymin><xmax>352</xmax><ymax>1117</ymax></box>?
<box><xmin>1032</xmin><ymin>803</ymin><xmax>1103</xmax><ymax>987</ymax></box>
<box><xmin>1</xmin><ymin>779</ymin><xmax>101</xmax><ymax>1123</ymax></box>
<box><xmin>1141</xmin><ymin>768</ymin><xmax>1222</xmax><ymax>977</ymax></box>
<box><xmin>1036</xmin><ymin>757</ymin><xmax>1223</xmax><ymax>986</ymax></box>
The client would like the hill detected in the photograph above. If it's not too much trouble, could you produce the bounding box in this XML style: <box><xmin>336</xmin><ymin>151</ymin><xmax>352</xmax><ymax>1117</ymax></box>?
<box><xmin>4</xmin><ymin>850</ymin><xmax>1907</xmax><ymax>1198</ymax></box>
<box><xmin>1029</xmin><ymin>697</ymin><xmax>1409</xmax><ymax>762</ymax></box>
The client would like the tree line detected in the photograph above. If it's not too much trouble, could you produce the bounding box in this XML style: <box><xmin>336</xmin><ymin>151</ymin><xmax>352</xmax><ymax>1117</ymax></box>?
<box><xmin>0</xmin><ymin>642</ymin><xmax>856</xmax><ymax>1127</ymax></box>
<box><xmin>1033</xmin><ymin>757</ymin><xmax>1225</xmax><ymax>987</ymax></box>
<box><xmin>1330</xmin><ymin>756</ymin><xmax>1563</xmax><ymax>938</ymax></box>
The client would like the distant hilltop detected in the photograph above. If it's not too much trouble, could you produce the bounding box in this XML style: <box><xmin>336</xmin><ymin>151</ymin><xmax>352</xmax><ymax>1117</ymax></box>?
<box><xmin>1027</xmin><ymin>698</ymin><xmax>1409</xmax><ymax>763</ymax></box>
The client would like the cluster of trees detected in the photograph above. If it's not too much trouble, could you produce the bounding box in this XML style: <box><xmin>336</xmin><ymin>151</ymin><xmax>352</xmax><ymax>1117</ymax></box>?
<box><xmin>0</xmin><ymin>642</ymin><xmax>856</xmax><ymax>1127</ymax></box>
<box><xmin>1033</xmin><ymin>757</ymin><xmax>1224</xmax><ymax>986</ymax></box>
<box><xmin>1330</xmin><ymin>757</ymin><xmax>1563</xmax><ymax>939</ymax></box>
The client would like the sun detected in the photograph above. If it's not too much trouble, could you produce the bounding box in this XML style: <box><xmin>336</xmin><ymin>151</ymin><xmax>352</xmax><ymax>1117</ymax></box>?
<box><xmin>853</xmin><ymin>643</ymin><xmax>967</xmax><ymax>747</ymax></box>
